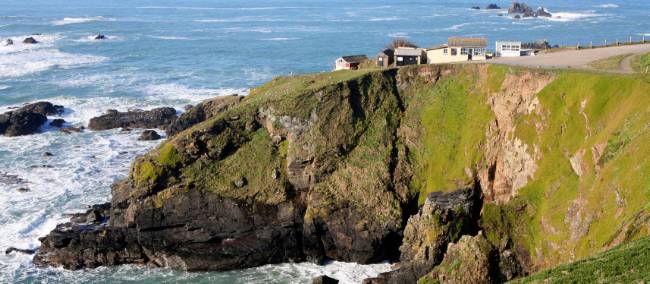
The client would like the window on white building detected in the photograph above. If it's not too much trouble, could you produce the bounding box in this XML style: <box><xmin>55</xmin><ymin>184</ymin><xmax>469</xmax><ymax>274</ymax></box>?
<box><xmin>397</xmin><ymin>57</ymin><xmax>403</xmax><ymax>62</ymax></box>
<box><xmin>460</xmin><ymin>48</ymin><xmax>468</xmax><ymax>55</ymax></box>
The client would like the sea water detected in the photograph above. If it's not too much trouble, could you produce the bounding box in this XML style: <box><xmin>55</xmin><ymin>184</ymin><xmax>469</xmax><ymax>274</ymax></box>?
<box><xmin>1</xmin><ymin>0</ymin><xmax>648</xmax><ymax>283</ymax></box>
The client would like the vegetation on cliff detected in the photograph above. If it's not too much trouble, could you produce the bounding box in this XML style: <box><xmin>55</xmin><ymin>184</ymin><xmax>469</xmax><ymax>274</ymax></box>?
<box><xmin>512</xmin><ymin>237</ymin><xmax>650</xmax><ymax>283</ymax></box>
<box><xmin>35</xmin><ymin>63</ymin><xmax>650</xmax><ymax>281</ymax></box>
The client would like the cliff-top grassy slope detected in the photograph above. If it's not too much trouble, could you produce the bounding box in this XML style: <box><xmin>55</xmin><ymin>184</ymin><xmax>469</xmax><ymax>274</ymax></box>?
<box><xmin>512</xmin><ymin>236</ymin><xmax>650</xmax><ymax>283</ymax></box>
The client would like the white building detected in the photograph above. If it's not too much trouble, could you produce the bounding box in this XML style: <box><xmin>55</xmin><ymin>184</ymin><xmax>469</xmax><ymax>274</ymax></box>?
<box><xmin>495</xmin><ymin>41</ymin><xmax>522</xmax><ymax>57</ymax></box>
<box><xmin>334</xmin><ymin>55</ymin><xmax>368</xmax><ymax>70</ymax></box>
<box><xmin>426</xmin><ymin>37</ymin><xmax>488</xmax><ymax>64</ymax></box>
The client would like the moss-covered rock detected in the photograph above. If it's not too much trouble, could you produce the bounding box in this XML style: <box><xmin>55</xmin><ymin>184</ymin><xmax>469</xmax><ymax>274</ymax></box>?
<box><xmin>419</xmin><ymin>233</ymin><xmax>497</xmax><ymax>284</ymax></box>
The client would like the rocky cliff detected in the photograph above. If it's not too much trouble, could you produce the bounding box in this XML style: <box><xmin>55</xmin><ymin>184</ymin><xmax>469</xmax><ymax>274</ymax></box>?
<box><xmin>34</xmin><ymin>65</ymin><xmax>650</xmax><ymax>282</ymax></box>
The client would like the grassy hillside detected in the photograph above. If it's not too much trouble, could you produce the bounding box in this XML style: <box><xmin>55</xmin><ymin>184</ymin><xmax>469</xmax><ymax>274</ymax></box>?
<box><xmin>512</xmin><ymin>237</ymin><xmax>650</xmax><ymax>283</ymax></box>
<box><xmin>399</xmin><ymin>64</ymin><xmax>650</xmax><ymax>270</ymax></box>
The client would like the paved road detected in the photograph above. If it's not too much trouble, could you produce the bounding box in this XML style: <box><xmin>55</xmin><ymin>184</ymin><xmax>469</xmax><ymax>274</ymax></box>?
<box><xmin>491</xmin><ymin>43</ymin><xmax>650</xmax><ymax>73</ymax></box>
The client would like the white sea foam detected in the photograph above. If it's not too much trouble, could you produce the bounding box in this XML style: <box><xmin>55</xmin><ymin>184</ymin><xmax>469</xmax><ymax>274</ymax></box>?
<box><xmin>143</xmin><ymin>83</ymin><xmax>247</xmax><ymax>103</ymax></box>
<box><xmin>546</xmin><ymin>11</ymin><xmax>604</xmax><ymax>22</ymax></box>
<box><xmin>148</xmin><ymin>35</ymin><xmax>191</xmax><ymax>40</ymax></box>
<box><xmin>261</xmin><ymin>37</ymin><xmax>299</xmax><ymax>41</ymax></box>
<box><xmin>0</xmin><ymin>48</ymin><xmax>107</xmax><ymax>78</ymax></box>
<box><xmin>0</xmin><ymin>85</ymin><xmax>10</xmax><ymax>90</ymax></box>
<box><xmin>136</xmin><ymin>6</ymin><xmax>217</xmax><ymax>10</ymax></box>
<box><xmin>368</xmin><ymin>17</ymin><xmax>401</xmax><ymax>22</ymax></box>
<box><xmin>51</xmin><ymin>16</ymin><xmax>105</xmax><ymax>26</ymax></box>
<box><xmin>388</xmin><ymin>32</ymin><xmax>409</xmax><ymax>38</ymax></box>
<box><xmin>596</xmin><ymin>4</ymin><xmax>619</xmax><ymax>8</ymax></box>
<box><xmin>73</xmin><ymin>35</ymin><xmax>123</xmax><ymax>43</ymax></box>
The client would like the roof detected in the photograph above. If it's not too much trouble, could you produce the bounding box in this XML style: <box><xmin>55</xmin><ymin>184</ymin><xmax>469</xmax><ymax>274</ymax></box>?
<box><xmin>496</xmin><ymin>41</ymin><xmax>522</xmax><ymax>45</ymax></box>
<box><xmin>426</xmin><ymin>44</ymin><xmax>449</xmax><ymax>51</ymax></box>
<box><xmin>394</xmin><ymin>47</ymin><xmax>424</xmax><ymax>56</ymax></box>
<box><xmin>448</xmin><ymin>37</ymin><xmax>487</xmax><ymax>47</ymax></box>
<box><xmin>339</xmin><ymin>55</ymin><xmax>368</xmax><ymax>63</ymax></box>
<box><xmin>377</xmin><ymin>48</ymin><xmax>394</xmax><ymax>57</ymax></box>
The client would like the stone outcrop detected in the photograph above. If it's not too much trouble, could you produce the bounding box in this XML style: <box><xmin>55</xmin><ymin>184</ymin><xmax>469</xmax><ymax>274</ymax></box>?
<box><xmin>365</xmin><ymin>186</ymin><xmax>482</xmax><ymax>283</ymax></box>
<box><xmin>22</xmin><ymin>37</ymin><xmax>38</xmax><ymax>44</ymax></box>
<box><xmin>88</xmin><ymin>107</ymin><xmax>177</xmax><ymax>131</ymax></box>
<box><xmin>138</xmin><ymin>130</ymin><xmax>162</xmax><ymax>141</ymax></box>
<box><xmin>0</xmin><ymin>102</ymin><xmax>64</xmax><ymax>136</ymax></box>
<box><xmin>312</xmin><ymin>275</ymin><xmax>339</xmax><ymax>284</ymax></box>
<box><xmin>508</xmin><ymin>2</ymin><xmax>552</xmax><ymax>18</ymax></box>
<box><xmin>166</xmin><ymin>95</ymin><xmax>243</xmax><ymax>136</ymax></box>
<box><xmin>420</xmin><ymin>233</ymin><xmax>498</xmax><ymax>284</ymax></box>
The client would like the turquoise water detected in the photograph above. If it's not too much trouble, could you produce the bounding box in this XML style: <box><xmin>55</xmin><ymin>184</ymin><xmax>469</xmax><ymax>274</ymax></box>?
<box><xmin>0</xmin><ymin>0</ymin><xmax>648</xmax><ymax>283</ymax></box>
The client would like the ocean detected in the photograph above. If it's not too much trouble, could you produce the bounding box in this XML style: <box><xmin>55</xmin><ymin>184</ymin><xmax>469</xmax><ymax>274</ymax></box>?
<box><xmin>0</xmin><ymin>0</ymin><xmax>648</xmax><ymax>283</ymax></box>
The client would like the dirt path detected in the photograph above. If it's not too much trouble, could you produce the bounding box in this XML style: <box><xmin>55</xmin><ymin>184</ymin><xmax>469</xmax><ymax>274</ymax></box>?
<box><xmin>619</xmin><ymin>54</ymin><xmax>636</xmax><ymax>73</ymax></box>
<box><xmin>491</xmin><ymin>43</ymin><xmax>650</xmax><ymax>73</ymax></box>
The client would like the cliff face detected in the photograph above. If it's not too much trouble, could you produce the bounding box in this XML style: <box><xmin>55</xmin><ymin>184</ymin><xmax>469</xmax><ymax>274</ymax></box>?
<box><xmin>34</xmin><ymin>65</ymin><xmax>650</xmax><ymax>280</ymax></box>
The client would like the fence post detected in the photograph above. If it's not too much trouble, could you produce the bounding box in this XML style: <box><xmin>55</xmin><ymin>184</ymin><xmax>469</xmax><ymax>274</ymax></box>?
<box><xmin>616</xmin><ymin>39</ymin><xmax>619</xmax><ymax>46</ymax></box>
<box><xmin>605</xmin><ymin>39</ymin><xmax>608</xmax><ymax>46</ymax></box>
<box><xmin>643</xmin><ymin>35</ymin><xmax>646</xmax><ymax>44</ymax></box>
<box><xmin>590</xmin><ymin>41</ymin><xmax>593</xmax><ymax>48</ymax></box>
<box><xmin>577</xmin><ymin>42</ymin><xmax>580</xmax><ymax>49</ymax></box>
<box><xmin>629</xmin><ymin>36</ymin><xmax>632</xmax><ymax>44</ymax></box>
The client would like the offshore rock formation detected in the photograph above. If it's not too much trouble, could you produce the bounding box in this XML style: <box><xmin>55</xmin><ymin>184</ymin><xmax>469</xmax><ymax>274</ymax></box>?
<box><xmin>88</xmin><ymin>107</ymin><xmax>177</xmax><ymax>131</ymax></box>
<box><xmin>508</xmin><ymin>2</ymin><xmax>552</xmax><ymax>18</ymax></box>
<box><xmin>0</xmin><ymin>101</ymin><xmax>64</xmax><ymax>136</ymax></box>
<box><xmin>35</xmin><ymin>64</ymin><xmax>650</xmax><ymax>282</ymax></box>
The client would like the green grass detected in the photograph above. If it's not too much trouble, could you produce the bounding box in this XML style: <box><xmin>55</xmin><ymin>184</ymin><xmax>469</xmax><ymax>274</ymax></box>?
<box><xmin>588</xmin><ymin>54</ymin><xmax>631</xmax><ymax>72</ymax></box>
<box><xmin>633</xmin><ymin>52</ymin><xmax>650</xmax><ymax>73</ymax></box>
<box><xmin>511</xmin><ymin>237</ymin><xmax>650</xmax><ymax>283</ymax></box>
<box><xmin>403</xmin><ymin>65</ymin><xmax>495</xmax><ymax>204</ymax></box>
<box><xmin>510</xmin><ymin>71</ymin><xmax>650</xmax><ymax>267</ymax></box>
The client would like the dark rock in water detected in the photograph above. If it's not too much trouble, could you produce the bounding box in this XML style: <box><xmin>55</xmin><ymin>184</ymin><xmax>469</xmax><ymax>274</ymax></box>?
<box><xmin>365</xmin><ymin>186</ymin><xmax>483</xmax><ymax>284</ymax></box>
<box><xmin>106</xmin><ymin>109</ymin><xmax>118</xmax><ymax>115</ymax></box>
<box><xmin>535</xmin><ymin>7</ymin><xmax>552</xmax><ymax>17</ymax></box>
<box><xmin>508</xmin><ymin>2</ymin><xmax>551</xmax><ymax>18</ymax></box>
<box><xmin>6</xmin><ymin>247</ymin><xmax>36</xmax><ymax>255</ymax></box>
<box><xmin>0</xmin><ymin>102</ymin><xmax>63</xmax><ymax>136</ymax></box>
<box><xmin>49</xmin><ymin>119</ymin><xmax>65</xmax><ymax>128</ymax></box>
<box><xmin>183</xmin><ymin>104</ymin><xmax>193</xmax><ymax>111</ymax></box>
<box><xmin>486</xmin><ymin>4</ymin><xmax>501</xmax><ymax>9</ymax></box>
<box><xmin>33</xmin><ymin>223</ymin><xmax>148</xmax><ymax>269</ymax></box>
<box><xmin>4</xmin><ymin>39</ymin><xmax>13</xmax><ymax>46</ymax></box>
<box><xmin>312</xmin><ymin>275</ymin><xmax>339</xmax><ymax>284</ymax></box>
<box><xmin>94</xmin><ymin>34</ymin><xmax>106</xmax><ymax>40</ymax></box>
<box><xmin>88</xmin><ymin>107</ymin><xmax>177</xmax><ymax>131</ymax></box>
<box><xmin>0</xmin><ymin>111</ymin><xmax>47</xmax><ymax>137</ymax></box>
<box><xmin>166</xmin><ymin>95</ymin><xmax>243</xmax><ymax>136</ymax></box>
<box><xmin>20</xmin><ymin>102</ymin><xmax>64</xmax><ymax>116</ymax></box>
<box><xmin>16</xmin><ymin>187</ymin><xmax>30</xmax><ymax>193</ymax></box>
<box><xmin>471</xmin><ymin>6</ymin><xmax>480</xmax><ymax>10</ymax></box>
<box><xmin>508</xmin><ymin>2</ymin><xmax>531</xmax><ymax>14</ymax></box>
<box><xmin>35</xmin><ymin>185</ymin><xmax>305</xmax><ymax>270</ymax></box>
<box><xmin>59</xmin><ymin>126</ymin><xmax>84</xmax><ymax>134</ymax></box>
<box><xmin>43</xmin><ymin>152</ymin><xmax>53</xmax><ymax>157</ymax></box>
<box><xmin>22</xmin><ymin>37</ymin><xmax>38</xmax><ymax>44</ymax></box>
<box><xmin>138</xmin><ymin>130</ymin><xmax>161</xmax><ymax>141</ymax></box>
